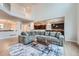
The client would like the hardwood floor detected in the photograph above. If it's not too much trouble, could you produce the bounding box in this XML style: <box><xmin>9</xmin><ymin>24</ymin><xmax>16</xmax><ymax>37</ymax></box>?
<box><xmin>64</xmin><ymin>41</ymin><xmax>79</xmax><ymax>56</ymax></box>
<box><xmin>0</xmin><ymin>37</ymin><xmax>18</xmax><ymax>56</ymax></box>
<box><xmin>0</xmin><ymin>37</ymin><xmax>79</xmax><ymax>56</ymax></box>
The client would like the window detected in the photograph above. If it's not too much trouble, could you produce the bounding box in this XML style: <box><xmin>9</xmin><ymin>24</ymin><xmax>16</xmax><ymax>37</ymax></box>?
<box><xmin>0</xmin><ymin>24</ymin><xmax>4</xmax><ymax>29</ymax></box>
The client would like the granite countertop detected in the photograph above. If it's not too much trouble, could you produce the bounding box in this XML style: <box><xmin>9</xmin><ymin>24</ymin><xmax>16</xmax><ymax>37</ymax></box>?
<box><xmin>0</xmin><ymin>30</ymin><xmax>14</xmax><ymax>32</ymax></box>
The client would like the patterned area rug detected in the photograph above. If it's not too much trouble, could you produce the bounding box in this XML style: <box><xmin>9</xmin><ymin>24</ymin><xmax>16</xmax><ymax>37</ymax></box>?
<box><xmin>9</xmin><ymin>43</ymin><xmax>64</xmax><ymax>56</ymax></box>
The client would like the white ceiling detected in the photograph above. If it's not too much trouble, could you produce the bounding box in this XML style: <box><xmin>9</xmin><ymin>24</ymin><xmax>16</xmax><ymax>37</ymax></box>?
<box><xmin>34</xmin><ymin>17</ymin><xmax>64</xmax><ymax>24</ymax></box>
<box><xmin>16</xmin><ymin>3</ymin><xmax>72</xmax><ymax>21</ymax></box>
<box><xmin>15</xmin><ymin>3</ymin><xmax>53</xmax><ymax>7</ymax></box>
<box><xmin>0</xmin><ymin>9</ymin><xmax>31</xmax><ymax>23</ymax></box>
<box><xmin>0</xmin><ymin>3</ymin><xmax>74</xmax><ymax>23</ymax></box>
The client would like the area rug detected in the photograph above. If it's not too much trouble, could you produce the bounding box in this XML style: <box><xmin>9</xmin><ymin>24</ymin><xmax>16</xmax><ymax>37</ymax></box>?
<box><xmin>9</xmin><ymin>43</ymin><xmax>64</xmax><ymax>56</ymax></box>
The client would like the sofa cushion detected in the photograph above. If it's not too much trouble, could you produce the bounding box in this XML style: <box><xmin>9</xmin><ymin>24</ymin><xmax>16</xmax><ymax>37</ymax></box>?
<box><xmin>40</xmin><ymin>31</ymin><xmax>45</xmax><ymax>35</ymax></box>
<box><xmin>59</xmin><ymin>35</ymin><xmax>64</xmax><ymax>40</ymax></box>
<box><xmin>27</xmin><ymin>32</ymin><xmax>31</xmax><ymax>36</ymax></box>
<box><xmin>23</xmin><ymin>36</ymin><xmax>35</xmax><ymax>45</ymax></box>
<box><xmin>36</xmin><ymin>35</ymin><xmax>60</xmax><ymax>45</ymax></box>
<box><xmin>56</xmin><ymin>32</ymin><xmax>62</xmax><ymax>39</ymax></box>
<box><xmin>31</xmin><ymin>31</ymin><xmax>35</xmax><ymax>36</ymax></box>
<box><xmin>34</xmin><ymin>31</ymin><xmax>37</xmax><ymax>35</ymax></box>
<box><xmin>45</xmin><ymin>32</ymin><xmax>49</xmax><ymax>36</ymax></box>
<box><xmin>50</xmin><ymin>37</ymin><xmax>59</xmax><ymax>42</ymax></box>
<box><xmin>21</xmin><ymin>32</ymin><xmax>27</xmax><ymax>36</ymax></box>
<box><xmin>50</xmin><ymin>32</ymin><xmax>57</xmax><ymax>37</ymax></box>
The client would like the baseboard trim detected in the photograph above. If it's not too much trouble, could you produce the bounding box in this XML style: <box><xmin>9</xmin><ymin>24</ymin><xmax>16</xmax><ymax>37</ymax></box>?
<box><xmin>65</xmin><ymin>40</ymin><xmax>77</xmax><ymax>44</ymax></box>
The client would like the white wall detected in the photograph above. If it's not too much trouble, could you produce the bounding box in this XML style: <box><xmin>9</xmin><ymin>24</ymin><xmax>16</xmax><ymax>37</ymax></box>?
<box><xmin>16</xmin><ymin>21</ymin><xmax>23</xmax><ymax>35</ymax></box>
<box><xmin>22</xmin><ymin>23</ymin><xmax>30</xmax><ymax>32</ymax></box>
<box><xmin>29</xmin><ymin>22</ymin><xmax>34</xmax><ymax>30</ymax></box>
<box><xmin>65</xmin><ymin>4</ymin><xmax>77</xmax><ymax>42</ymax></box>
<box><xmin>76</xmin><ymin>4</ymin><xmax>79</xmax><ymax>44</ymax></box>
<box><xmin>31</xmin><ymin>3</ymin><xmax>77</xmax><ymax>42</ymax></box>
<box><xmin>46</xmin><ymin>23</ymin><xmax>51</xmax><ymax>30</ymax></box>
<box><xmin>31</xmin><ymin>4</ymin><xmax>72</xmax><ymax>20</ymax></box>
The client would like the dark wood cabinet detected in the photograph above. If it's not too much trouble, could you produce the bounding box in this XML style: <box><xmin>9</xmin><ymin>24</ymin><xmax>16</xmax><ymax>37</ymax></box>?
<box><xmin>51</xmin><ymin>23</ymin><xmax>64</xmax><ymax>30</ymax></box>
<box><xmin>51</xmin><ymin>23</ymin><xmax>64</xmax><ymax>35</ymax></box>
<box><xmin>34</xmin><ymin>24</ymin><xmax>46</xmax><ymax>29</ymax></box>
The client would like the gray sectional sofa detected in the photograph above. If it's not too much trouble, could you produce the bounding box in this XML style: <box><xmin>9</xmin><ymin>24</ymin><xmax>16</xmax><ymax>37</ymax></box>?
<box><xmin>19</xmin><ymin>31</ymin><xmax>64</xmax><ymax>46</ymax></box>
